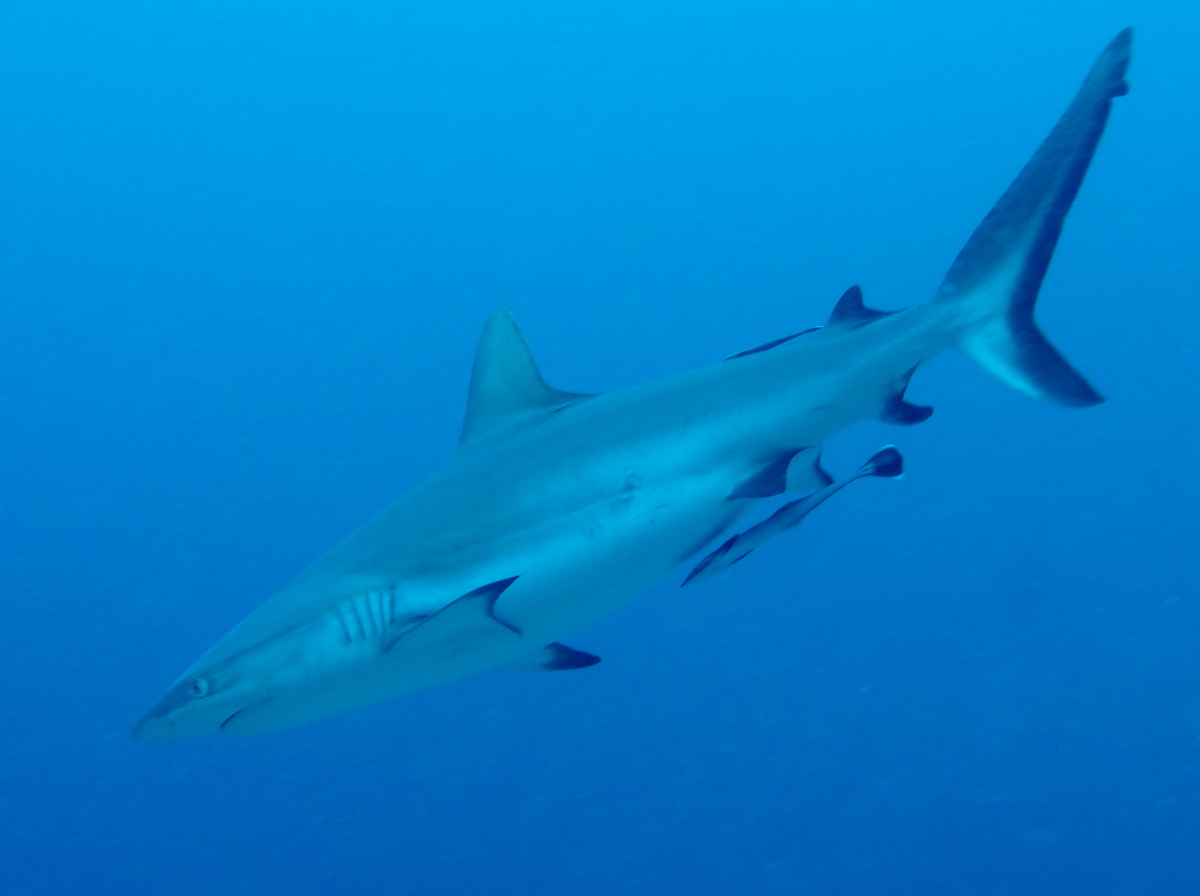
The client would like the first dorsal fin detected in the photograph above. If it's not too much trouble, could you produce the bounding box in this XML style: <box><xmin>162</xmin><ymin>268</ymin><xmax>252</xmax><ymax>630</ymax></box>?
<box><xmin>460</xmin><ymin>310</ymin><xmax>591</xmax><ymax>445</ymax></box>
<box><xmin>826</xmin><ymin>285</ymin><xmax>899</xmax><ymax>328</ymax></box>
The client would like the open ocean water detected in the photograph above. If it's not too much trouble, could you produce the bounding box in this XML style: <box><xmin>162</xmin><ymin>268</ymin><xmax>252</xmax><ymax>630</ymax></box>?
<box><xmin>0</xmin><ymin>1</ymin><xmax>1197</xmax><ymax>894</ymax></box>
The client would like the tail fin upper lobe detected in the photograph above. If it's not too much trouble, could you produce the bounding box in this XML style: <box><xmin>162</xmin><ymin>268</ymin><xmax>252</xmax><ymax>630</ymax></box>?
<box><xmin>938</xmin><ymin>29</ymin><xmax>1132</xmax><ymax>407</ymax></box>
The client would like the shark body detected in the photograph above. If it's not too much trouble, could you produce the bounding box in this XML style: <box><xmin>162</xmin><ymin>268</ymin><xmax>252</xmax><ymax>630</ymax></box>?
<box><xmin>135</xmin><ymin>31</ymin><xmax>1131</xmax><ymax>742</ymax></box>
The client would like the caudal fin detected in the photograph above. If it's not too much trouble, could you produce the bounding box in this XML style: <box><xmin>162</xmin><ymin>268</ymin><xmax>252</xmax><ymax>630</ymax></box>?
<box><xmin>937</xmin><ymin>29</ymin><xmax>1132</xmax><ymax>407</ymax></box>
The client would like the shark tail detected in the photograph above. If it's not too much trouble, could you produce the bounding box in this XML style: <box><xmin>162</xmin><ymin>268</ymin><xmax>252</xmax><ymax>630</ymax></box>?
<box><xmin>936</xmin><ymin>29</ymin><xmax>1131</xmax><ymax>407</ymax></box>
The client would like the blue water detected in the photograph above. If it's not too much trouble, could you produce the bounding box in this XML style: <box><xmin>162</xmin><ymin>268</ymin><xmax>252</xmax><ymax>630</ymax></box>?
<box><xmin>1</xmin><ymin>2</ymin><xmax>1197</xmax><ymax>893</ymax></box>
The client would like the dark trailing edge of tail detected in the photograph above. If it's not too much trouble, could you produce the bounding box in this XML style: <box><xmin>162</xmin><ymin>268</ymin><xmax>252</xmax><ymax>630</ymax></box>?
<box><xmin>941</xmin><ymin>28</ymin><xmax>1132</xmax><ymax>407</ymax></box>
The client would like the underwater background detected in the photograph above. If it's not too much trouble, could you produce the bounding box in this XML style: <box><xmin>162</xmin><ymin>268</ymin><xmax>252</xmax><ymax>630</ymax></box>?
<box><xmin>0</xmin><ymin>1</ymin><xmax>1197</xmax><ymax>893</ymax></box>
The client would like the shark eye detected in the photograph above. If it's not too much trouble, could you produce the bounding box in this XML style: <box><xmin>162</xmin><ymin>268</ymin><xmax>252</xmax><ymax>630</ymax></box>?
<box><xmin>187</xmin><ymin>678</ymin><xmax>210</xmax><ymax>699</ymax></box>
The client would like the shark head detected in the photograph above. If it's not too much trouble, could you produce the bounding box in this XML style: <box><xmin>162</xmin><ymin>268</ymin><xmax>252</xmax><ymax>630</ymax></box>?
<box><xmin>133</xmin><ymin>615</ymin><xmax>353</xmax><ymax>743</ymax></box>
<box><xmin>134</xmin><ymin>578</ymin><xmax>531</xmax><ymax>742</ymax></box>
<box><xmin>133</xmin><ymin>663</ymin><xmax>254</xmax><ymax>743</ymax></box>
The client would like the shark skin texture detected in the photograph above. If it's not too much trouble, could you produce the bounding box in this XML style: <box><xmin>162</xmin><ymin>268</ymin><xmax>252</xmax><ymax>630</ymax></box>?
<box><xmin>135</xmin><ymin>30</ymin><xmax>1132</xmax><ymax>742</ymax></box>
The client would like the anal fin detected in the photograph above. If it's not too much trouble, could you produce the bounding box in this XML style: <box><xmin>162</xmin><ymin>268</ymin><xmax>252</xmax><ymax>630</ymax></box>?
<box><xmin>880</xmin><ymin>365</ymin><xmax>933</xmax><ymax>425</ymax></box>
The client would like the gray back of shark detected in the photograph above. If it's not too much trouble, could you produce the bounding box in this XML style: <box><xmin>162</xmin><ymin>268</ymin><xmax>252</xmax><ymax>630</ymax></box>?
<box><xmin>135</xmin><ymin>30</ymin><xmax>1132</xmax><ymax>742</ymax></box>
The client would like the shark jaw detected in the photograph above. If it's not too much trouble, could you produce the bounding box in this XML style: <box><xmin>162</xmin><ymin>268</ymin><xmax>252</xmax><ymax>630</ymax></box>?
<box><xmin>134</xmin><ymin>614</ymin><xmax>350</xmax><ymax>743</ymax></box>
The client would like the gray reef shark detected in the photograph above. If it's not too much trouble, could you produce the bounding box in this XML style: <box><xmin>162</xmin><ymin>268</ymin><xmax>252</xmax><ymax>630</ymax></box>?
<box><xmin>135</xmin><ymin>30</ymin><xmax>1132</xmax><ymax>742</ymax></box>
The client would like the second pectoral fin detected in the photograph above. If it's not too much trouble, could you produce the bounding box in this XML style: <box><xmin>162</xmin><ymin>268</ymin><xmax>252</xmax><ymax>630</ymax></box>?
<box><xmin>501</xmin><ymin>642</ymin><xmax>601</xmax><ymax>671</ymax></box>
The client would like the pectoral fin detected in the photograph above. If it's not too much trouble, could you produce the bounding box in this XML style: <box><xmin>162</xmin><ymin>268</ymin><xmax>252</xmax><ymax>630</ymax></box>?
<box><xmin>501</xmin><ymin>642</ymin><xmax>601</xmax><ymax>671</ymax></box>
<box><xmin>386</xmin><ymin>577</ymin><xmax>521</xmax><ymax>657</ymax></box>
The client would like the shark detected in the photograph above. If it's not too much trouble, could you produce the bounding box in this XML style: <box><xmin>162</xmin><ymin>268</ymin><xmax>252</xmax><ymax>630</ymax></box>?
<box><xmin>135</xmin><ymin>30</ymin><xmax>1132</xmax><ymax>742</ymax></box>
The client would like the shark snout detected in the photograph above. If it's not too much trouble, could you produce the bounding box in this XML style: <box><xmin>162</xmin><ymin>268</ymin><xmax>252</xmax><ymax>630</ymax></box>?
<box><xmin>133</xmin><ymin>676</ymin><xmax>251</xmax><ymax>743</ymax></box>
<box><xmin>133</xmin><ymin>702</ymin><xmax>250</xmax><ymax>743</ymax></box>
<box><xmin>132</xmin><ymin>712</ymin><xmax>179</xmax><ymax>744</ymax></box>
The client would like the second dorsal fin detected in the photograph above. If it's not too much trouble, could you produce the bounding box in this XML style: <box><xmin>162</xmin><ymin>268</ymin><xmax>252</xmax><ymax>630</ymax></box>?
<box><xmin>826</xmin><ymin>285</ymin><xmax>899</xmax><ymax>328</ymax></box>
<box><xmin>459</xmin><ymin>310</ymin><xmax>591</xmax><ymax>445</ymax></box>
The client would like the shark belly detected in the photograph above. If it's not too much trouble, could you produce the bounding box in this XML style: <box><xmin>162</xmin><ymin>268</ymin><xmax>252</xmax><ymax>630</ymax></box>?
<box><xmin>219</xmin><ymin>464</ymin><xmax>743</xmax><ymax>735</ymax></box>
<box><xmin>208</xmin><ymin>323</ymin><xmax>946</xmax><ymax>738</ymax></box>
<box><xmin>499</xmin><ymin>470</ymin><xmax>744</xmax><ymax>638</ymax></box>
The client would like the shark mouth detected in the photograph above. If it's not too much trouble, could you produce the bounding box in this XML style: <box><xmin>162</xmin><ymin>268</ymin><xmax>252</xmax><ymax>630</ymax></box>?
<box><xmin>220</xmin><ymin>700</ymin><xmax>272</xmax><ymax>732</ymax></box>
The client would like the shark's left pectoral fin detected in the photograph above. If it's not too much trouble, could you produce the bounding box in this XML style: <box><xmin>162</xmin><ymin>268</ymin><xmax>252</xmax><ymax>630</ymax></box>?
<box><xmin>880</xmin><ymin>365</ymin><xmax>933</xmax><ymax>425</ymax></box>
<box><xmin>386</xmin><ymin>577</ymin><xmax>522</xmax><ymax>657</ymax></box>
<box><xmin>501</xmin><ymin>642</ymin><xmax>601</xmax><ymax>671</ymax></box>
